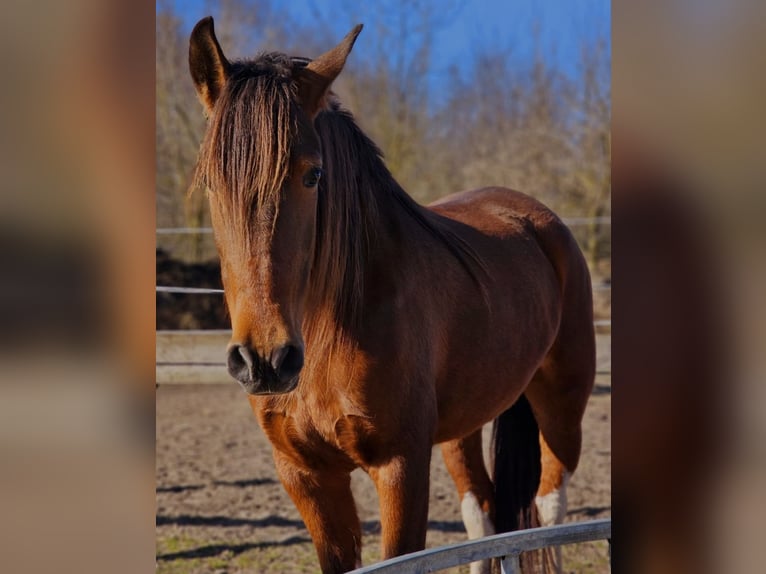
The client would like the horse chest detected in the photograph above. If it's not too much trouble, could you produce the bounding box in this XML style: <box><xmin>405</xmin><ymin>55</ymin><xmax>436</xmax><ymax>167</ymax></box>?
<box><xmin>256</xmin><ymin>406</ymin><xmax>382</xmax><ymax>471</ymax></box>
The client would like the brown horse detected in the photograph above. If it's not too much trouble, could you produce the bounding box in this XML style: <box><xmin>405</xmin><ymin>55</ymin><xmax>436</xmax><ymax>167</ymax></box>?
<box><xmin>189</xmin><ymin>17</ymin><xmax>595</xmax><ymax>574</ymax></box>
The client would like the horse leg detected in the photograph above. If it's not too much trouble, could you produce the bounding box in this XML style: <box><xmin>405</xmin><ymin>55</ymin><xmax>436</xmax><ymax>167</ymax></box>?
<box><xmin>525</xmin><ymin>355</ymin><xmax>594</xmax><ymax>573</ymax></box>
<box><xmin>368</xmin><ymin>443</ymin><xmax>432</xmax><ymax>559</ymax></box>
<box><xmin>441</xmin><ymin>430</ymin><xmax>495</xmax><ymax>574</ymax></box>
<box><xmin>536</xmin><ymin>433</ymin><xmax>571</xmax><ymax>527</ymax></box>
<box><xmin>273</xmin><ymin>451</ymin><xmax>362</xmax><ymax>574</ymax></box>
<box><xmin>533</xmin><ymin>430</ymin><xmax>572</xmax><ymax>574</ymax></box>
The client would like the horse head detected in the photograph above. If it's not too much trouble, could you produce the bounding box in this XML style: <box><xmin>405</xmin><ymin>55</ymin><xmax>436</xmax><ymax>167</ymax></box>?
<box><xmin>189</xmin><ymin>17</ymin><xmax>362</xmax><ymax>394</ymax></box>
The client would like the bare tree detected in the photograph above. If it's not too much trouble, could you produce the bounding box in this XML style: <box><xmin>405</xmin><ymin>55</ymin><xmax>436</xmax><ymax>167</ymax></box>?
<box><xmin>156</xmin><ymin>0</ymin><xmax>294</xmax><ymax>262</ymax></box>
<box><xmin>156</xmin><ymin>1</ymin><xmax>610</xmax><ymax>273</ymax></box>
<box><xmin>431</xmin><ymin>33</ymin><xmax>610</xmax><ymax>270</ymax></box>
<box><xmin>156</xmin><ymin>2</ymin><xmax>209</xmax><ymax>261</ymax></box>
<box><xmin>304</xmin><ymin>0</ymin><xmax>463</xmax><ymax>201</ymax></box>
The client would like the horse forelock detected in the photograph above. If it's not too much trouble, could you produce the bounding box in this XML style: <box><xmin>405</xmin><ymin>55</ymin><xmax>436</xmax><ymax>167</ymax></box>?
<box><xmin>194</xmin><ymin>53</ymin><xmax>301</xmax><ymax>237</ymax></box>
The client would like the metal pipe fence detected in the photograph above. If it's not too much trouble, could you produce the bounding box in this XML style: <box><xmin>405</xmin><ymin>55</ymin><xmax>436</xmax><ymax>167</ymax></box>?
<box><xmin>156</xmin><ymin>218</ymin><xmax>611</xmax><ymax>235</ymax></box>
<box><xmin>156</xmin><ymin>285</ymin><xmax>610</xmax><ymax>295</ymax></box>
<box><xmin>349</xmin><ymin>519</ymin><xmax>611</xmax><ymax>574</ymax></box>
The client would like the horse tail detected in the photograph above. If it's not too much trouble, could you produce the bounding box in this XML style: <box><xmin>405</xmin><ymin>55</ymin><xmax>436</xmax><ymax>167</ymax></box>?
<box><xmin>492</xmin><ymin>393</ymin><xmax>546</xmax><ymax>573</ymax></box>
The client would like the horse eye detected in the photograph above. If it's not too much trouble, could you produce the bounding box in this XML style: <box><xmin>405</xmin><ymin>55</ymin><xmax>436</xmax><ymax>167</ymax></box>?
<box><xmin>303</xmin><ymin>167</ymin><xmax>323</xmax><ymax>188</ymax></box>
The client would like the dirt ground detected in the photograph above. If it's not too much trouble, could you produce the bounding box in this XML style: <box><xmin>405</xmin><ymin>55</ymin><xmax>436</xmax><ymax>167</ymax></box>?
<box><xmin>156</xmin><ymin>373</ymin><xmax>610</xmax><ymax>573</ymax></box>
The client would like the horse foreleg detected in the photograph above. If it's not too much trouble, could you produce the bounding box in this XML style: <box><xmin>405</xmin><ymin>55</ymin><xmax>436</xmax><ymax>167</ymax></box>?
<box><xmin>441</xmin><ymin>430</ymin><xmax>495</xmax><ymax>574</ymax></box>
<box><xmin>368</xmin><ymin>447</ymin><xmax>431</xmax><ymax>559</ymax></box>
<box><xmin>273</xmin><ymin>451</ymin><xmax>362</xmax><ymax>574</ymax></box>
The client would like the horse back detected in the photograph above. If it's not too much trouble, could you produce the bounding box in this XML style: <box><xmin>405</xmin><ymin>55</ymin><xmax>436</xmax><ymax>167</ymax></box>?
<box><xmin>429</xmin><ymin>186</ymin><xmax>587</xmax><ymax>291</ymax></box>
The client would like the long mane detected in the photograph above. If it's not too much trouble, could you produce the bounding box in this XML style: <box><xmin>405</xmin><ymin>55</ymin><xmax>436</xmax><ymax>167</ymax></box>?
<box><xmin>312</xmin><ymin>101</ymin><xmax>488</xmax><ymax>330</ymax></box>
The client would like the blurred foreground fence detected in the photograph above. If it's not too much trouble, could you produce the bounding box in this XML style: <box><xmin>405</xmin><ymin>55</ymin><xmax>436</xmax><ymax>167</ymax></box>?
<box><xmin>349</xmin><ymin>519</ymin><xmax>611</xmax><ymax>573</ymax></box>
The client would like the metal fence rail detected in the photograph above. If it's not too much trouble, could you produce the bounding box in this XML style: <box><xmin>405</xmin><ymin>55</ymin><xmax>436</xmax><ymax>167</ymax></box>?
<box><xmin>156</xmin><ymin>285</ymin><xmax>225</xmax><ymax>294</ymax></box>
<box><xmin>349</xmin><ymin>519</ymin><xmax>611</xmax><ymax>574</ymax></box>
<box><xmin>156</xmin><ymin>218</ymin><xmax>612</xmax><ymax>235</ymax></box>
<box><xmin>155</xmin><ymin>331</ymin><xmax>612</xmax><ymax>381</ymax></box>
<box><xmin>156</xmin><ymin>285</ymin><xmax>611</xmax><ymax>295</ymax></box>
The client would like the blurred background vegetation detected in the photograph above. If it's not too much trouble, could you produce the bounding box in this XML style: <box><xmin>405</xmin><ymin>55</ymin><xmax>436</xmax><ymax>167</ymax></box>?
<box><xmin>156</xmin><ymin>0</ymin><xmax>610</xmax><ymax>278</ymax></box>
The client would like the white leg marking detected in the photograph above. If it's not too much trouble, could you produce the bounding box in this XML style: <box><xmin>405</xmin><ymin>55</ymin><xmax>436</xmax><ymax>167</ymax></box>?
<box><xmin>536</xmin><ymin>472</ymin><xmax>570</xmax><ymax>574</ymax></box>
<box><xmin>461</xmin><ymin>492</ymin><xmax>495</xmax><ymax>574</ymax></box>
<box><xmin>461</xmin><ymin>491</ymin><xmax>495</xmax><ymax>539</ymax></box>
<box><xmin>535</xmin><ymin>471</ymin><xmax>570</xmax><ymax>526</ymax></box>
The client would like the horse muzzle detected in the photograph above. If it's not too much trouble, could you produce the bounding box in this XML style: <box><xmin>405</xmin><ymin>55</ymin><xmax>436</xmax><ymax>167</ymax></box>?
<box><xmin>226</xmin><ymin>342</ymin><xmax>304</xmax><ymax>394</ymax></box>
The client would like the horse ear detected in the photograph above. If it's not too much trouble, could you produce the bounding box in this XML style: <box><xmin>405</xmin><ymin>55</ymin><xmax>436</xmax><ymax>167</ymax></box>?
<box><xmin>189</xmin><ymin>16</ymin><xmax>231</xmax><ymax>114</ymax></box>
<box><xmin>297</xmin><ymin>24</ymin><xmax>363</xmax><ymax>119</ymax></box>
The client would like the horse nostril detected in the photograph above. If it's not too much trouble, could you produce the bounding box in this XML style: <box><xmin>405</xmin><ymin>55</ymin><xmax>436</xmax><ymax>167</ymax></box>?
<box><xmin>227</xmin><ymin>344</ymin><xmax>254</xmax><ymax>382</ymax></box>
<box><xmin>271</xmin><ymin>344</ymin><xmax>304</xmax><ymax>382</ymax></box>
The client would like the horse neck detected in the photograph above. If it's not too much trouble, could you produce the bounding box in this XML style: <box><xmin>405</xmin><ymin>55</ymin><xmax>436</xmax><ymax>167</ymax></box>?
<box><xmin>304</xmin><ymin>106</ymin><xmax>421</xmax><ymax>341</ymax></box>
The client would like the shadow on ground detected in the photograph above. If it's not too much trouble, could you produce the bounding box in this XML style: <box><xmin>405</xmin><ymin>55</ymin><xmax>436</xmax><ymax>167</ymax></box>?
<box><xmin>157</xmin><ymin>513</ymin><xmax>466</xmax><ymax>534</ymax></box>
<box><xmin>567</xmin><ymin>505</ymin><xmax>611</xmax><ymax>518</ymax></box>
<box><xmin>212</xmin><ymin>478</ymin><xmax>277</xmax><ymax>487</ymax></box>
<box><xmin>157</xmin><ymin>536</ymin><xmax>310</xmax><ymax>561</ymax></box>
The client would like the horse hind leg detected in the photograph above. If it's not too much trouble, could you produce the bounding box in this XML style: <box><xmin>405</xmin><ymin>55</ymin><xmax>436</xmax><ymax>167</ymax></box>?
<box><xmin>525</xmin><ymin>333</ymin><xmax>595</xmax><ymax>573</ymax></box>
<box><xmin>440</xmin><ymin>430</ymin><xmax>495</xmax><ymax>574</ymax></box>
<box><xmin>535</xmin><ymin>431</ymin><xmax>573</xmax><ymax>574</ymax></box>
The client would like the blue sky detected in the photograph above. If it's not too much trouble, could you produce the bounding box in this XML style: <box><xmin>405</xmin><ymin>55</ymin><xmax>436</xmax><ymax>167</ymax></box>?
<box><xmin>169</xmin><ymin>0</ymin><xmax>610</xmax><ymax>83</ymax></box>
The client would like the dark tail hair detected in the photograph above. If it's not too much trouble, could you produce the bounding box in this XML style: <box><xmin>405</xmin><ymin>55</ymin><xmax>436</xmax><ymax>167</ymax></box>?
<box><xmin>492</xmin><ymin>393</ymin><xmax>544</xmax><ymax>572</ymax></box>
